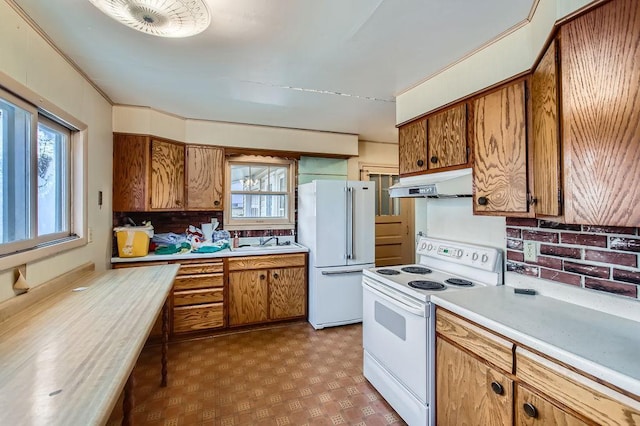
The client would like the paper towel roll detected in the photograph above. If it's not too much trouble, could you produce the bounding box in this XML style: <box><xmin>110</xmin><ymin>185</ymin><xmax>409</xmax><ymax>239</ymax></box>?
<box><xmin>201</xmin><ymin>223</ymin><xmax>214</xmax><ymax>241</ymax></box>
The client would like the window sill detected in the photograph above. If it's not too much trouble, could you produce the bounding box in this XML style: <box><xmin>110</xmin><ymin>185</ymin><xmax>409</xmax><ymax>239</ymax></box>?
<box><xmin>224</xmin><ymin>224</ymin><xmax>295</xmax><ymax>232</ymax></box>
<box><xmin>0</xmin><ymin>236</ymin><xmax>86</xmax><ymax>272</ymax></box>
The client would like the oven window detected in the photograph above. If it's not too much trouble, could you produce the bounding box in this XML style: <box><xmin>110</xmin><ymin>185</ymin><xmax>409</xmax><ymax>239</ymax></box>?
<box><xmin>374</xmin><ymin>301</ymin><xmax>406</xmax><ymax>340</ymax></box>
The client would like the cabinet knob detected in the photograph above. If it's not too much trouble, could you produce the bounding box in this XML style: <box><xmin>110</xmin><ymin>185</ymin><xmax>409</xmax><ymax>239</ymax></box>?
<box><xmin>273</xmin><ymin>273</ymin><xmax>279</xmax><ymax>279</ymax></box>
<box><xmin>430</xmin><ymin>156</ymin><xmax>438</xmax><ymax>164</ymax></box>
<box><xmin>478</xmin><ymin>196</ymin><xmax>488</xmax><ymax>206</ymax></box>
<box><xmin>260</xmin><ymin>274</ymin><xmax>266</xmax><ymax>280</ymax></box>
<box><xmin>523</xmin><ymin>403</ymin><xmax>538</xmax><ymax>418</ymax></box>
<box><xmin>417</xmin><ymin>159</ymin><xmax>424</xmax><ymax>167</ymax></box>
<box><xmin>214</xmin><ymin>200</ymin><xmax>220</xmax><ymax>206</ymax></box>
<box><xmin>490</xmin><ymin>381</ymin><xmax>504</xmax><ymax>395</ymax></box>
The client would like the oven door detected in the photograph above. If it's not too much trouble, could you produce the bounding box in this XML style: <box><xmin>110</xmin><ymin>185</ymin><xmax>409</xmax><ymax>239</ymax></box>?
<box><xmin>362</xmin><ymin>276</ymin><xmax>432</xmax><ymax>403</ymax></box>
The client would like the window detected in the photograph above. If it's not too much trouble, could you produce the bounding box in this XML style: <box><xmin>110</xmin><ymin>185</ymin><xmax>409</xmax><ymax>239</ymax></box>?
<box><xmin>0</xmin><ymin>88</ymin><xmax>76</xmax><ymax>259</ymax></box>
<box><xmin>225</xmin><ymin>156</ymin><xmax>296</xmax><ymax>230</ymax></box>
<box><xmin>362</xmin><ymin>167</ymin><xmax>401</xmax><ymax>216</ymax></box>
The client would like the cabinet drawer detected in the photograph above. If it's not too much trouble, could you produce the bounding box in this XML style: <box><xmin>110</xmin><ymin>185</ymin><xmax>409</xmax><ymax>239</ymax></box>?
<box><xmin>516</xmin><ymin>348</ymin><xmax>640</xmax><ymax>425</ymax></box>
<box><xmin>436</xmin><ymin>308</ymin><xmax>513</xmax><ymax>373</ymax></box>
<box><xmin>174</xmin><ymin>273</ymin><xmax>223</xmax><ymax>290</ymax></box>
<box><xmin>174</xmin><ymin>288</ymin><xmax>223</xmax><ymax>307</ymax></box>
<box><xmin>177</xmin><ymin>261</ymin><xmax>223</xmax><ymax>275</ymax></box>
<box><xmin>228</xmin><ymin>254</ymin><xmax>306</xmax><ymax>271</ymax></box>
<box><xmin>173</xmin><ymin>303</ymin><xmax>224</xmax><ymax>333</ymax></box>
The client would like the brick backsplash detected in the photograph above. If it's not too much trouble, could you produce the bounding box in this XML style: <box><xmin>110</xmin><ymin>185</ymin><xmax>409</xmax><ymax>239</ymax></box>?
<box><xmin>505</xmin><ymin>218</ymin><xmax>640</xmax><ymax>299</ymax></box>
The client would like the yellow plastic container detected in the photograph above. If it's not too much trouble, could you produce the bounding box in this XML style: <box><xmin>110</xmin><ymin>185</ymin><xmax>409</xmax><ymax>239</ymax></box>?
<box><xmin>114</xmin><ymin>225</ymin><xmax>154</xmax><ymax>258</ymax></box>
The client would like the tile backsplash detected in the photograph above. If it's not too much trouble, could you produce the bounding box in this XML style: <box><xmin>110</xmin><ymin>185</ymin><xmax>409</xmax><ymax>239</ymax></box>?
<box><xmin>506</xmin><ymin>218</ymin><xmax>640</xmax><ymax>299</ymax></box>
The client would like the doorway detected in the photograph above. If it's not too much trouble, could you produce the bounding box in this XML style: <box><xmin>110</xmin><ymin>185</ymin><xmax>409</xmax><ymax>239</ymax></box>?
<box><xmin>361</xmin><ymin>167</ymin><xmax>415</xmax><ymax>266</ymax></box>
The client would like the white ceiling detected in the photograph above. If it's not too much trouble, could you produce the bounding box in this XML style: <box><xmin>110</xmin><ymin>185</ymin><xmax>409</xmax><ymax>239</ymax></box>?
<box><xmin>13</xmin><ymin>0</ymin><xmax>534</xmax><ymax>143</ymax></box>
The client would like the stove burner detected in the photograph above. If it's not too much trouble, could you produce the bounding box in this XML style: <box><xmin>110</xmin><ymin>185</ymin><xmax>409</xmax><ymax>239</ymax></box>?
<box><xmin>376</xmin><ymin>269</ymin><xmax>400</xmax><ymax>276</ymax></box>
<box><xmin>401</xmin><ymin>266</ymin><xmax>432</xmax><ymax>274</ymax></box>
<box><xmin>408</xmin><ymin>280</ymin><xmax>446</xmax><ymax>291</ymax></box>
<box><xmin>445</xmin><ymin>278</ymin><xmax>474</xmax><ymax>287</ymax></box>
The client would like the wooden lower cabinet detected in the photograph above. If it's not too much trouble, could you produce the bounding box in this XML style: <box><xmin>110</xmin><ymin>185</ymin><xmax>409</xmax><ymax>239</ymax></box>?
<box><xmin>436</xmin><ymin>337</ymin><xmax>513</xmax><ymax>426</ymax></box>
<box><xmin>515</xmin><ymin>385</ymin><xmax>586</xmax><ymax>426</ymax></box>
<box><xmin>228</xmin><ymin>254</ymin><xmax>307</xmax><ymax>327</ymax></box>
<box><xmin>228</xmin><ymin>270</ymin><xmax>269</xmax><ymax>326</ymax></box>
<box><xmin>436</xmin><ymin>308</ymin><xmax>640</xmax><ymax>426</ymax></box>
<box><xmin>173</xmin><ymin>303</ymin><xmax>224</xmax><ymax>333</ymax></box>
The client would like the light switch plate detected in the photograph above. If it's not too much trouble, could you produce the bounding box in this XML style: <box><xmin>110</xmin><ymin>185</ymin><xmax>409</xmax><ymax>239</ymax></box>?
<box><xmin>523</xmin><ymin>241</ymin><xmax>537</xmax><ymax>262</ymax></box>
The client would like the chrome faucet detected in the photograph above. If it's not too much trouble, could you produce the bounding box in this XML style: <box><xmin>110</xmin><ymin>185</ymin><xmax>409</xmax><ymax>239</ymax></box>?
<box><xmin>259</xmin><ymin>236</ymin><xmax>279</xmax><ymax>246</ymax></box>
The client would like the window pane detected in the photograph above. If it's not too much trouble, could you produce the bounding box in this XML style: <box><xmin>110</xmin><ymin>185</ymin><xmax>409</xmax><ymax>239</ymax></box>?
<box><xmin>231</xmin><ymin>194</ymin><xmax>287</xmax><ymax>219</ymax></box>
<box><xmin>270</xmin><ymin>166</ymin><xmax>287</xmax><ymax>191</ymax></box>
<box><xmin>381</xmin><ymin>175</ymin><xmax>390</xmax><ymax>215</ymax></box>
<box><xmin>37</xmin><ymin>120</ymin><xmax>69</xmax><ymax>236</ymax></box>
<box><xmin>249</xmin><ymin>166</ymin><xmax>267</xmax><ymax>191</ymax></box>
<box><xmin>0</xmin><ymin>98</ymin><xmax>32</xmax><ymax>244</ymax></box>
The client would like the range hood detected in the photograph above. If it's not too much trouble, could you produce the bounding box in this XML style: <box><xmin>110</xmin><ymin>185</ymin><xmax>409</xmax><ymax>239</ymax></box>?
<box><xmin>389</xmin><ymin>168</ymin><xmax>472</xmax><ymax>198</ymax></box>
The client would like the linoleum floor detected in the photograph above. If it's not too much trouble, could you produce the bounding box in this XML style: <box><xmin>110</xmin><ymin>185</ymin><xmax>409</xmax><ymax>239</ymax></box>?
<box><xmin>107</xmin><ymin>322</ymin><xmax>406</xmax><ymax>425</ymax></box>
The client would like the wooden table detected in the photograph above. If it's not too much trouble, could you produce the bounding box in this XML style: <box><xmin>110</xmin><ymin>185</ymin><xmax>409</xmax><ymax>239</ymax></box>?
<box><xmin>0</xmin><ymin>264</ymin><xmax>179</xmax><ymax>425</ymax></box>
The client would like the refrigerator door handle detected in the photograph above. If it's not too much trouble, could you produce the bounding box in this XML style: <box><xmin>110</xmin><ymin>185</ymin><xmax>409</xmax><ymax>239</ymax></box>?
<box><xmin>346</xmin><ymin>187</ymin><xmax>353</xmax><ymax>259</ymax></box>
<box><xmin>351</xmin><ymin>186</ymin><xmax>356</xmax><ymax>260</ymax></box>
<box><xmin>321</xmin><ymin>269</ymin><xmax>364</xmax><ymax>275</ymax></box>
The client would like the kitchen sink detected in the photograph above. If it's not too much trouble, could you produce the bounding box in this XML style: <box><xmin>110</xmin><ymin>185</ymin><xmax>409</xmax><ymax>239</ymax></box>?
<box><xmin>232</xmin><ymin>243</ymin><xmax>304</xmax><ymax>252</ymax></box>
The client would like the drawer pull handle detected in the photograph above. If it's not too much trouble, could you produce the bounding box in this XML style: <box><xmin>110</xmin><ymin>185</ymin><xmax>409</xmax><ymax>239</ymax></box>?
<box><xmin>490</xmin><ymin>381</ymin><xmax>503</xmax><ymax>395</ymax></box>
<box><xmin>523</xmin><ymin>403</ymin><xmax>538</xmax><ymax>418</ymax></box>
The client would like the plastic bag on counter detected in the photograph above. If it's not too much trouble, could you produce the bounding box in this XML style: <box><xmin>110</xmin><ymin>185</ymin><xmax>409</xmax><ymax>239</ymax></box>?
<box><xmin>213</xmin><ymin>230</ymin><xmax>230</xmax><ymax>242</ymax></box>
<box><xmin>151</xmin><ymin>232</ymin><xmax>186</xmax><ymax>245</ymax></box>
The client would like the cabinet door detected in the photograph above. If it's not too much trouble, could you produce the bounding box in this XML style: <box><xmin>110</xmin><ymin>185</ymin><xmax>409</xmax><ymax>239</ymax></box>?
<box><xmin>561</xmin><ymin>0</ymin><xmax>640</xmax><ymax>226</ymax></box>
<box><xmin>185</xmin><ymin>145</ymin><xmax>224</xmax><ymax>210</ymax></box>
<box><xmin>436</xmin><ymin>338</ymin><xmax>513</xmax><ymax>426</ymax></box>
<box><xmin>269</xmin><ymin>266</ymin><xmax>306</xmax><ymax>320</ymax></box>
<box><xmin>150</xmin><ymin>139</ymin><xmax>185</xmax><ymax>210</ymax></box>
<box><xmin>113</xmin><ymin>134</ymin><xmax>150</xmax><ymax>211</ymax></box>
<box><xmin>532</xmin><ymin>40</ymin><xmax>562</xmax><ymax>216</ymax></box>
<box><xmin>427</xmin><ymin>103</ymin><xmax>468</xmax><ymax>170</ymax></box>
<box><xmin>229</xmin><ymin>270</ymin><xmax>268</xmax><ymax>326</ymax></box>
<box><xmin>472</xmin><ymin>80</ymin><xmax>529</xmax><ymax>214</ymax></box>
<box><xmin>515</xmin><ymin>385</ymin><xmax>587</xmax><ymax>426</ymax></box>
<box><xmin>399</xmin><ymin>119</ymin><xmax>427</xmax><ymax>175</ymax></box>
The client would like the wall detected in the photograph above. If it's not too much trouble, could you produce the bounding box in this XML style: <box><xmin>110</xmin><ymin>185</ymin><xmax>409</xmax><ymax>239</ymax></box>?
<box><xmin>505</xmin><ymin>219</ymin><xmax>639</xmax><ymax>299</ymax></box>
<box><xmin>112</xmin><ymin>105</ymin><xmax>359</xmax><ymax>157</ymax></box>
<box><xmin>0</xmin><ymin>2</ymin><xmax>113</xmax><ymax>303</ymax></box>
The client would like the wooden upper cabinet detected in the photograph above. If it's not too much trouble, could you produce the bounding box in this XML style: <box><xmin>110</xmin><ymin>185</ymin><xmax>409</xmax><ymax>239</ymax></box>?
<box><xmin>531</xmin><ymin>40</ymin><xmax>562</xmax><ymax>217</ymax></box>
<box><xmin>186</xmin><ymin>145</ymin><xmax>224</xmax><ymax>210</ymax></box>
<box><xmin>427</xmin><ymin>103</ymin><xmax>468</xmax><ymax>170</ymax></box>
<box><xmin>150</xmin><ymin>139</ymin><xmax>185</xmax><ymax>210</ymax></box>
<box><xmin>560</xmin><ymin>0</ymin><xmax>640</xmax><ymax>226</ymax></box>
<box><xmin>113</xmin><ymin>134</ymin><xmax>151</xmax><ymax>211</ymax></box>
<box><xmin>399</xmin><ymin>119</ymin><xmax>427</xmax><ymax>175</ymax></box>
<box><xmin>472</xmin><ymin>80</ymin><xmax>530</xmax><ymax>215</ymax></box>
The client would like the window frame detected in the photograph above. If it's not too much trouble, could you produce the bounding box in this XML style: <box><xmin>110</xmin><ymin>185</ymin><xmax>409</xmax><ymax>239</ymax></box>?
<box><xmin>0</xmin><ymin>80</ymin><xmax>87</xmax><ymax>271</ymax></box>
<box><xmin>224</xmin><ymin>155</ymin><xmax>296</xmax><ymax>231</ymax></box>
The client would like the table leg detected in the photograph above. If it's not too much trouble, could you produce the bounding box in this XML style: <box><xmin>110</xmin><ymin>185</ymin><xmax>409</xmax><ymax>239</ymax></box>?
<box><xmin>161</xmin><ymin>300</ymin><xmax>169</xmax><ymax>387</ymax></box>
<box><xmin>122</xmin><ymin>372</ymin><xmax>135</xmax><ymax>426</ymax></box>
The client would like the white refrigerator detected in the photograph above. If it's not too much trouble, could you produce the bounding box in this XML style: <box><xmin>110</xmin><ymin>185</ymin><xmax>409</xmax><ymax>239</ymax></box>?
<box><xmin>297</xmin><ymin>180</ymin><xmax>375</xmax><ymax>329</ymax></box>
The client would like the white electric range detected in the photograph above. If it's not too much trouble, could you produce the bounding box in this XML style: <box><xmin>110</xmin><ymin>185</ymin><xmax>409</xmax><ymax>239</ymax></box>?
<box><xmin>362</xmin><ymin>236</ymin><xmax>503</xmax><ymax>426</ymax></box>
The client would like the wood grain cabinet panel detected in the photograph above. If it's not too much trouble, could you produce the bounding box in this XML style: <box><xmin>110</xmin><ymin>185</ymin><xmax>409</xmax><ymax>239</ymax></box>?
<box><xmin>515</xmin><ymin>385</ymin><xmax>587</xmax><ymax>426</ymax></box>
<box><xmin>436</xmin><ymin>337</ymin><xmax>513</xmax><ymax>426</ymax></box>
<box><xmin>472</xmin><ymin>80</ymin><xmax>529</xmax><ymax>215</ymax></box>
<box><xmin>150</xmin><ymin>139</ymin><xmax>185</xmax><ymax>210</ymax></box>
<box><xmin>173</xmin><ymin>303</ymin><xmax>224</xmax><ymax>333</ymax></box>
<box><xmin>174</xmin><ymin>273</ymin><xmax>224</xmax><ymax>291</ymax></box>
<box><xmin>113</xmin><ymin>134</ymin><xmax>150</xmax><ymax>211</ymax></box>
<box><xmin>399</xmin><ymin>119</ymin><xmax>427</xmax><ymax>175</ymax></box>
<box><xmin>427</xmin><ymin>103</ymin><xmax>468</xmax><ymax>170</ymax></box>
<box><xmin>229</xmin><ymin>270</ymin><xmax>269</xmax><ymax>326</ymax></box>
<box><xmin>186</xmin><ymin>145</ymin><xmax>224</xmax><ymax>210</ymax></box>
<box><xmin>531</xmin><ymin>40</ymin><xmax>562</xmax><ymax>217</ymax></box>
<box><xmin>560</xmin><ymin>0</ymin><xmax>640</xmax><ymax>226</ymax></box>
<box><xmin>173</xmin><ymin>288</ymin><xmax>223</xmax><ymax>307</ymax></box>
<box><xmin>269</xmin><ymin>267</ymin><xmax>306</xmax><ymax>320</ymax></box>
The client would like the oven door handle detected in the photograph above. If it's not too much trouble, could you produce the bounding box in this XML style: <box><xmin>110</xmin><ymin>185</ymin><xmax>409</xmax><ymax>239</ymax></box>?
<box><xmin>363</xmin><ymin>278</ymin><xmax>426</xmax><ymax>317</ymax></box>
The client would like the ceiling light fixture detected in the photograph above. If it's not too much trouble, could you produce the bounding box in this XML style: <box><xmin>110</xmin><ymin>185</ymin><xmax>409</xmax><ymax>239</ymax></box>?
<box><xmin>88</xmin><ymin>0</ymin><xmax>211</xmax><ymax>38</ymax></box>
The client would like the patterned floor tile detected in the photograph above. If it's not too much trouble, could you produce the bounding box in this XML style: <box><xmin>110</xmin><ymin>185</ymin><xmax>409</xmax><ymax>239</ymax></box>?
<box><xmin>107</xmin><ymin>322</ymin><xmax>406</xmax><ymax>425</ymax></box>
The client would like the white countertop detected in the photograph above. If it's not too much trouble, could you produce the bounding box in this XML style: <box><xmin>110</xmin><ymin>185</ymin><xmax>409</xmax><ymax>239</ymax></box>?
<box><xmin>432</xmin><ymin>285</ymin><xmax>640</xmax><ymax>397</ymax></box>
<box><xmin>112</xmin><ymin>242</ymin><xmax>309</xmax><ymax>263</ymax></box>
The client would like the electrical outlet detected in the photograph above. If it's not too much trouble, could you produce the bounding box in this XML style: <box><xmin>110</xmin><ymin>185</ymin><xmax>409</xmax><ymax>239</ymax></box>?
<box><xmin>523</xmin><ymin>241</ymin><xmax>537</xmax><ymax>262</ymax></box>
<box><xmin>88</xmin><ymin>227</ymin><xmax>93</xmax><ymax>243</ymax></box>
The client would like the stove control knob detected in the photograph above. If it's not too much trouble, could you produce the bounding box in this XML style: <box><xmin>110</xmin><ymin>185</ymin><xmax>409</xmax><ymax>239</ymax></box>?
<box><xmin>481</xmin><ymin>254</ymin><xmax>489</xmax><ymax>263</ymax></box>
<box><xmin>420</xmin><ymin>242</ymin><xmax>427</xmax><ymax>250</ymax></box>
<box><xmin>472</xmin><ymin>252</ymin><xmax>479</xmax><ymax>261</ymax></box>
<box><xmin>427</xmin><ymin>243</ymin><xmax>434</xmax><ymax>251</ymax></box>
<box><xmin>456</xmin><ymin>249</ymin><xmax>463</xmax><ymax>258</ymax></box>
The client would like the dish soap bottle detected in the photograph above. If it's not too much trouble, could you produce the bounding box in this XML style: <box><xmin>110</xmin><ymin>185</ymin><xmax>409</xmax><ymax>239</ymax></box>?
<box><xmin>233</xmin><ymin>231</ymin><xmax>239</xmax><ymax>248</ymax></box>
